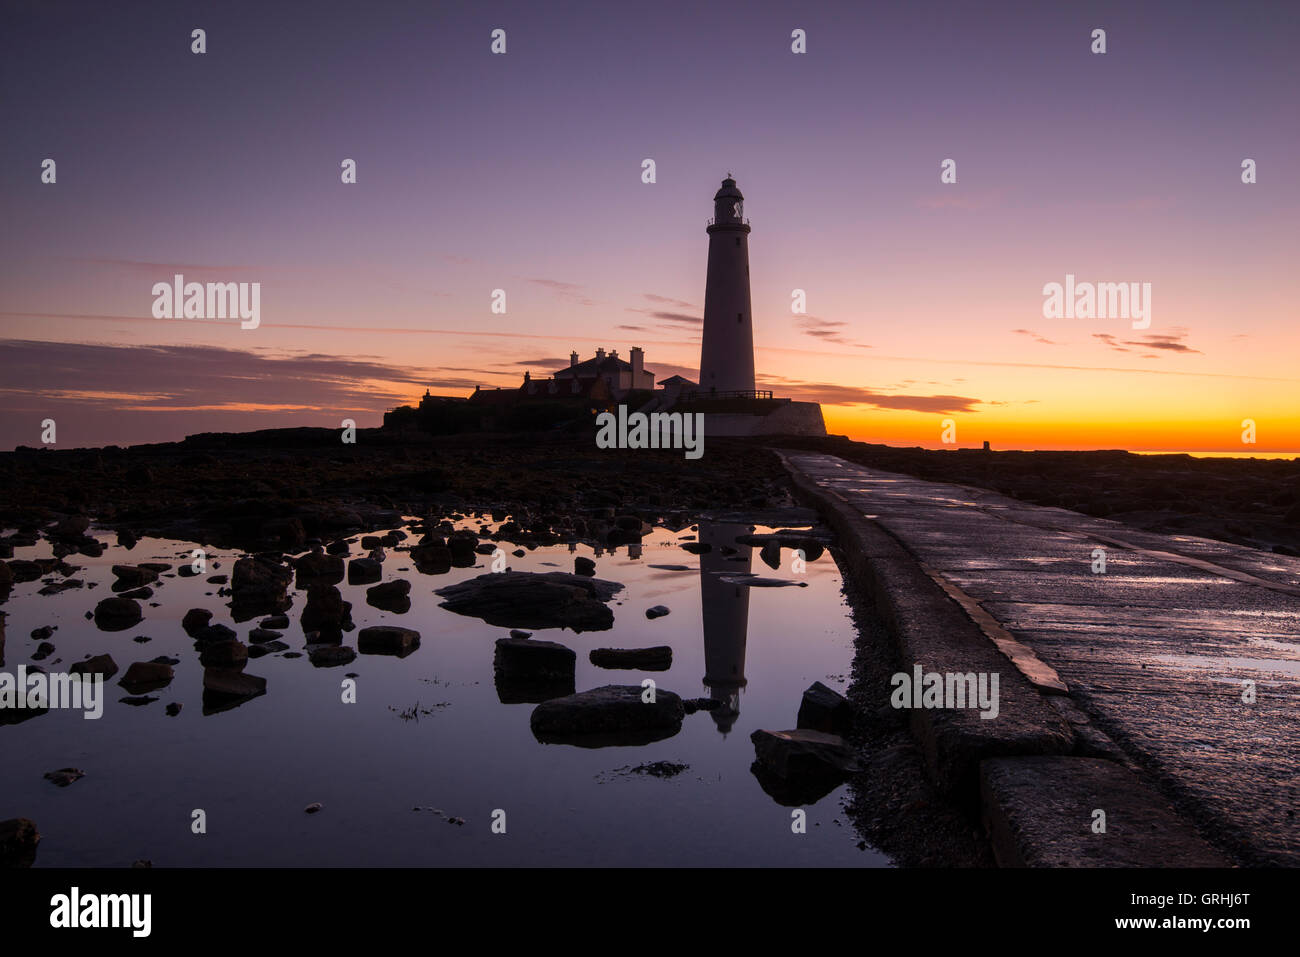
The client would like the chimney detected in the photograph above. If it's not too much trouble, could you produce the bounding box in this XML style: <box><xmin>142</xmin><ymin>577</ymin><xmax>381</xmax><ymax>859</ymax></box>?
<box><xmin>610</xmin><ymin>349</ymin><xmax>618</xmax><ymax>360</ymax></box>
<box><xmin>630</xmin><ymin>346</ymin><xmax>644</xmax><ymax>383</ymax></box>
<box><xmin>595</xmin><ymin>348</ymin><xmax>605</xmax><ymax>361</ymax></box>
<box><xmin>570</xmin><ymin>351</ymin><xmax>578</xmax><ymax>367</ymax></box>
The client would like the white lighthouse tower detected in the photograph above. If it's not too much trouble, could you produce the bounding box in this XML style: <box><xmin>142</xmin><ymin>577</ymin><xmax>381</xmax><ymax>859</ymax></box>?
<box><xmin>698</xmin><ymin>176</ymin><xmax>756</xmax><ymax>395</ymax></box>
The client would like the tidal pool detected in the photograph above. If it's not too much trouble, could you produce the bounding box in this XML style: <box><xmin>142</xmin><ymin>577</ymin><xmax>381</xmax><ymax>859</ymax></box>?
<box><xmin>1</xmin><ymin>517</ymin><xmax>887</xmax><ymax>867</ymax></box>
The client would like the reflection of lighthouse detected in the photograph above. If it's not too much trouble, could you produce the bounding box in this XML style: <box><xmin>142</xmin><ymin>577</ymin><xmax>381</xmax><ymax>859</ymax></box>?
<box><xmin>698</xmin><ymin>521</ymin><xmax>751</xmax><ymax>734</ymax></box>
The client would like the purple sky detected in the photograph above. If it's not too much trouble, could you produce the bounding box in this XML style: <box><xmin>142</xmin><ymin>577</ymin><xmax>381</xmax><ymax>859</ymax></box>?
<box><xmin>2</xmin><ymin>0</ymin><xmax>1298</xmax><ymax>450</ymax></box>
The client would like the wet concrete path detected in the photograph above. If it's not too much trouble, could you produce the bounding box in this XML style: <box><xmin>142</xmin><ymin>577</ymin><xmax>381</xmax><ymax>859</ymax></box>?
<box><xmin>785</xmin><ymin>452</ymin><xmax>1300</xmax><ymax>866</ymax></box>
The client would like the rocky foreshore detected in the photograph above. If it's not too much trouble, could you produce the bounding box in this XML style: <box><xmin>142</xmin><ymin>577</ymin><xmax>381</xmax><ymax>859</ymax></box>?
<box><xmin>0</xmin><ymin>427</ymin><xmax>792</xmax><ymax>557</ymax></box>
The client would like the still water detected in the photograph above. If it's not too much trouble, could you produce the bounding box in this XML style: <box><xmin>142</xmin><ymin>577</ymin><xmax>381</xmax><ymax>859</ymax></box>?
<box><xmin>2</xmin><ymin>518</ymin><xmax>887</xmax><ymax>866</ymax></box>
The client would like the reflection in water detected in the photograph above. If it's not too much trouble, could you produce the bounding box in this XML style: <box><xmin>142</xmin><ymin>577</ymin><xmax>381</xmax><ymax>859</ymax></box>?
<box><xmin>698</xmin><ymin>522</ymin><xmax>751</xmax><ymax>735</ymax></box>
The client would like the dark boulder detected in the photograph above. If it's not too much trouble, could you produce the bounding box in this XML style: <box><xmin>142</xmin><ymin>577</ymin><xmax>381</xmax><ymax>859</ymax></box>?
<box><xmin>92</xmin><ymin>597</ymin><xmax>142</xmax><ymax>631</ymax></box>
<box><xmin>366</xmin><ymin>579</ymin><xmax>411</xmax><ymax>613</ymax></box>
<box><xmin>119</xmin><ymin>661</ymin><xmax>175</xmax><ymax>694</ymax></box>
<box><xmin>347</xmin><ymin>557</ymin><xmax>383</xmax><ymax>585</ymax></box>
<box><xmin>530</xmin><ymin>685</ymin><xmax>684</xmax><ymax>747</ymax></box>
<box><xmin>589</xmin><ymin>646</ymin><xmax>673</xmax><ymax>671</ymax></box>
<box><xmin>435</xmin><ymin>572</ymin><xmax>622</xmax><ymax>632</ymax></box>
<box><xmin>0</xmin><ymin>818</ymin><xmax>40</xmax><ymax>867</ymax></box>
<box><xmin>70</xmin><ymin>654</ymin><xmax>118</xmax><ymax>678</ymax></box>
<box><xmin>357</xmin><ymin>625</ymin><xmax>421</xmax><ymax>657</ymax></box>
<box><xmin>796</xmin><ymin>681</ymin><xmax>854</xmax><ymax>736</ymax></box>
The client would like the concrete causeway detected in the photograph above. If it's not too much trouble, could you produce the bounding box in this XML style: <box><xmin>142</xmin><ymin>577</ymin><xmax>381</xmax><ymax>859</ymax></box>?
<box><xmin>782</xmin><ymin>451</ymin><xmax>1300</xmax><ymax>867</ymax></box>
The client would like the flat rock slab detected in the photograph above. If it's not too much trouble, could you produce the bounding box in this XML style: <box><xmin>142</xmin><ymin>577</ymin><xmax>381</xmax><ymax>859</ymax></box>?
<box><xmin>357</xmin><ymin>625</ymin><xmax>421</xmax><ymax>657</ymax></box>
<box><xmin>530</xmin><ymin>685</ymin><xmax>683</xmax><ymax>747</ymax></box>
<box><xmin>981</xmin><ymin>756</ymin><xmax>1230</xmax><ymax>867</ymax></box>
<box><xmin>589</xmin><ymin>646</ymin><xmax>673</xmax><ymax>671</ymax></box>
<box><xmin>751</xmin><ymin>728</ymin><xmax>862</xmax><ymax>778</ymax></box>
<box><xmin>436</xmin><ymin>572</ymin><xmax>623</xmax><ymax>632</ymax></box>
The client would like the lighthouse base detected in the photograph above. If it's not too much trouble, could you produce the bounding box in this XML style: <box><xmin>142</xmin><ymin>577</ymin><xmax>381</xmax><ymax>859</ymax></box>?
<box><xmin>699</xmin><ymin>400</ymin><xmax>827</xmax><ymax>437</ymax></box>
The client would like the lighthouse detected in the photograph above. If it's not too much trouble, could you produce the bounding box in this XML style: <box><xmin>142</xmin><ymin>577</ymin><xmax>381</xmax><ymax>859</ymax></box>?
<box><xmin>698</xmin><ymin>176</ymin><xmax>756</xmax><ymax>395</ymax></box>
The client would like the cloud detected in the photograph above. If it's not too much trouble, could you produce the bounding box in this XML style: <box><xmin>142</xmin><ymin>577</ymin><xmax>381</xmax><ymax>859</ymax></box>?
<box><xmin>1012</xmin><ymin>328</ymin><xmax>1057</xmax><ymax>346</ymax></box>
<box><xmin>527</xmin><ymin>278</ymin><xmax>596</xmax><ymax>307</ymax></box>
<box><xmin>1093</xmin><ymin>333</ymin><xmax>1132</xmax><ymax>353</ymax></box>
<box><xmin>758</xmin><ymin>374</ymin><xmax>981</xmax><ymax>413</ymax></box>
<box><xmin>1094</xmin><ymin>330</ymin><xmax>1200</xmax><ymax>355</ymax></box>
<box><xmin>794</xmin><ymin>315</ymin><xmax>867</xmax><ymax>347</ymax></box>
<box><xmin>0</xmin><ymin>339</ymin><xmax>456</xmax><ymax>415</ymax></box>
<box><xmin>643</xmin><ymin>293</ymin><xmax>696</xmax><ymax>310</ymax></box>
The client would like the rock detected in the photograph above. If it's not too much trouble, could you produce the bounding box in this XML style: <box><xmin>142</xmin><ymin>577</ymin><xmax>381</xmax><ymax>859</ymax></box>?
<box><xmin>30</xmin><ymin>625</ymin><xmax>54</xmax><ymax>641</ymax></box>
<box><xmin>347</xmin><ymin>557</ymin><xmax>383</xmax><ymax>585</ymax></box>
<box><xmin>682</xmin><ymin>697</ymin><xmax>722</xmax><ymax>715</ymax></box>
<box><xmin>260</xmin><ymin>614</ymin><xmax>290</xmax><ymax>630</ymax></box>
<box><xmin>182</xmin><ymin>608</ymin><xmax>213</xmax><ymax>637</ymax></box>
<box><xmin>70</xmin><ymin>654</ymin><xmax>118</xmax><ymax>678</ymax></box>
<box><xmin>248</xmin><ymin>640</ymin><xmax>289</xmax><ymax>658</ymax></box>
<box><xmin>119</xmin><ymin>695</ymin><xmax>158</xmax><ymax>706</ymax></box>
<box><xmin>248</xmin><ymin>627</ymin><xmax>283</xmax><ymax>644</ymax></box>
<box><xmin>750</xmin><ymin>729</ymin><xmax>862</xmax><ymax>779</ymax></box>
<box><xmin>366</xmin><ymin>578</ymin><xmax>411</xmax><ymax>613</ymax></box>
<box><xmin>308</xmin><ymin>644</ymin><xmax>356</xmax><ymax>667</ymax></box>
<box><xmin>119</xmin><ymin>661</ymin><xmax>175</xmax><ymax>694</ymax></box>
<box><xmin>717</xmin><ymin>575</ymin><xmax>807</xmax><ymax>588</ymax></box>
<box><xmin>574</xmin><ymin>556</ymin><xmax>596</xmax><ymax>576</ymax></box>
<box><xmin>361</xmin><ymin>535</ymin><xmax>384</xmax><ymax>550</ymax></box>
<box><xmin>32</xmin><ymin>641</ymin><xmax>55</xmax><ymax>662</ymax></box>
<box><xmin>117</xmin><ymin>587</ymin><xmax>153</xmax><ymax>600</ymax></box>
<box><xmin>680</xmin><ymin>541</ymin><xmax>711</xmax><ymax>554</ymax></box>
<box><xmin>44</xmin><ymin>768</ymin><xmax>85</xmax><ymax>787</ymax></box>
<box><xmin>202</xmin><ymin>667</ymin><xmax>266</xmax><ymax>700</ymax></box>
<box><xmin>194</xmin><ymin>623</ymin><xmax>237</xmax><ymax>645</ymax></box>
<box><xmin>435</xmin><ymin>572</ymin><xmax>623</xmax><ymax>632</ymax></box>
<box><xmin>0</xmin><ymin>818</ymin><xmax>40</xmax><ymax>867</ymax></box>
<box><xmin>230</xmin><ymin>555</ymin><xmax>293</xmax><ymax>620</ymax></box>
<box><xmin>530</xmin><ymin>685</ymin><xmax>684</xmax><ymax>746</ymax></box>
<box><xmin>301</xmin><ymin>584</ymin><xmax>350</xmax><ymax>638</ymax></box>
<box><xmin>199</xmin><ymin>640</ymin><xmax>247</xmax><ymax>668</ymax></box>
<box><xmin>305</xmin><ymin>802</ymin><xmax>323</xmax><ymax>814</ymax></box>
<box><xmin>92</xmin><ymin>597</ymin><xmax>142</xmax><ymax>631</ymax></box>
<box><xmin>357</xmin><ymin>625</ymin><xmax>421</xmax><ymax>657</ymax></box>
<box><xmin>797</xmin><ymin>681</ymin><xmax>854</xmax><ymax>736</ymax></box>
<box><xmin>410</xmin><ymin>545</ymin><xmax>453</xmax><ymax>575</ymax></box>
<box><xmin>644</xmin><ymin>605</ymin><xmax>670</xmax><ymax>620</ymax></box>
<box><xmin>494</xmin><ymin>637</ymin><xmax>576</xmax><ymax>679</ymax></box>
<box><xmin>447</xmin><ymin>530</ymin><xmax>479</xmax><ymax>558</ymax></box>
<box><xmin>49</xmin><ymin>515</ymin><xmax>90</xmax><ymax>541</ymax></box>
<box><xmin>165</xmin><ymin>702</ymin><xmax>182</xmax><ymax>716</ymax></box>
<box><xmin>111</xmin><ymin>564</ymin><xmax>158</xmax><ymax>589</ymax></box>
<box><xmin>37</xmin><ymin>579</ymin><xmax>84</xmax><ymax>596</ymax></box>
<box><xmin>117</xmin><ymin>529</ymin><xmax>138</xmax><ymax>549</ymax></box>
<box><xmin>589</xmin><ymin>646</ymin><xmax>673</xmax><ymax>671</ymax></box>
<box><xmin>509</xmin><ymin>629</ymin><xmax>533</xmax><ymax>639</ymax></box>
<box><xmin>293</xmin><ymin>550</ymin><xmax>344</xmax><ymax>588</ymax></box>
<box><xmin>326</xmin><ymin>539</ymin><xmax>351</xmax><ymax>555</ymax></box>
<box><xmin>759</xmin><ymin>540</ymin><xmax>782</xmax><ymax>570</ymax></box>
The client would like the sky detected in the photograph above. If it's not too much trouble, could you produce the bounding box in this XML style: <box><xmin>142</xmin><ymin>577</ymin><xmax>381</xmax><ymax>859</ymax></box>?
<box><xmin>1</xmin><ymin>0</ymin><xmax>1297</xmax><ymax>452</ymax></box>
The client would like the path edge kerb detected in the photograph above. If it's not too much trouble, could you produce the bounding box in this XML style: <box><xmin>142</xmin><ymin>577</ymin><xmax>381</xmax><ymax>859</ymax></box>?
<box><xmin>771</xmin><ymin>450</ymin><xmax>1076</xmax><ymax>794</ymax></box>
<box><xmin>772</xmin><ymin>449</ymin><xmax>1236</xmax><ymax>868</ymax></box>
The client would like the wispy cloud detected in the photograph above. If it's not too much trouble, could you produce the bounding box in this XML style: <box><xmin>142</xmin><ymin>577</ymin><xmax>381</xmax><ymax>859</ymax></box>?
<box><xmin>1094</xmin><ymin>329</ymin><xmax>1200</xmax><ymax>355</ymax></box>
<box><xmin>758</xmin><ymin>374</ymin><xmax>981</xmax><ymax>413</ymax></box>
<box><xmin>1012</xmin><ymin>328</ymin><xmax>1057</xmax><ymax>345</ymax></box>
